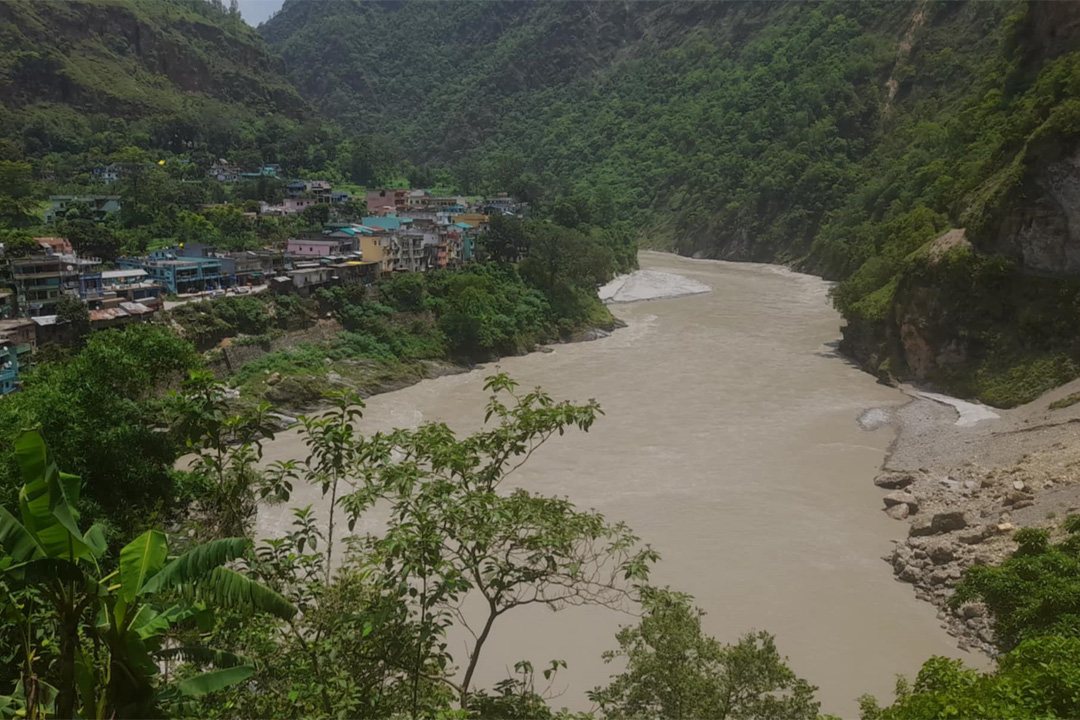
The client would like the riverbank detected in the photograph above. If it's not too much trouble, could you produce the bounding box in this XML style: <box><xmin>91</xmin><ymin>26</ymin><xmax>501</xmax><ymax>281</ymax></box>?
<box><xmin>863</xmin><ymin>379</ymin><xmax>1080</xmax><ymax>654</ymax></box>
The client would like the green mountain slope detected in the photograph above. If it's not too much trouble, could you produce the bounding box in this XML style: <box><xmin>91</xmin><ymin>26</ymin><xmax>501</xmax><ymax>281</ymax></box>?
<box><xmin>265</xmin><ymin>0</ymin><xmax>1080</xmax><ymax>406</ymax></box>
<box><xmin>0</xmin><ymin>0</ymin><xmax>308</xmax><ymax>159</ymax></box>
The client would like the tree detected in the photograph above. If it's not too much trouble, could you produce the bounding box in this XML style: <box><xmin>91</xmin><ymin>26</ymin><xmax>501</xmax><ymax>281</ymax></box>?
<box><xmin>0</xmin><ymin>429</ymin><xmax>295</xmax><ymax>719</ymax></box>
<box><xmin>480</xmin><ymin>213</ymin><xmax>529</xmax><ymax>263</ymax></box>
<box><xmin>0</xmin><ymin>230</ymin><xmax>39</xmax><ymax>257</ymax></box>
<box><xmin>949</xmin><ymin>517</ymin><xmax>1080</xmax><ymax>652</ymax></box>
<box><xmin>0</xmin><ymin>161</ymin><xmax>39</xmax><ymax>229</ymax></box>
<box><xmin>167</xmin><ymin>372</ymin><xmax>281</xmax><ymax>539</ymax></box>
<box><xmin>0</xmin><ymin>324</ymin><xmax>201</xmax><ymax>531</ymax></box>
<box><xmin>300</xmin><ymin>202</ymin><xmax>330</xmax><ymax>228</ymax></box>
<box><xmin>342</xmin><ymin>374</ymin><xmax>659</xmax><ymax>709</ymax></box>
<box><xmin>590</xmin><ymin>587</ymin><xmax>819</xmax><ymax>720</ymax></box>
<box><xmin>54</xmin><ymin>294</ymin><xmax>90</xmax><ymax>341</ymax></box>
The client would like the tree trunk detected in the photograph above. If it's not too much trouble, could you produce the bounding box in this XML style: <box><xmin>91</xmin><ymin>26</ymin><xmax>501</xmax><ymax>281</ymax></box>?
<box><xmin>460</xmin><ymin>601</ymin><xmax>498</xmax><ymax>710</ymax></box>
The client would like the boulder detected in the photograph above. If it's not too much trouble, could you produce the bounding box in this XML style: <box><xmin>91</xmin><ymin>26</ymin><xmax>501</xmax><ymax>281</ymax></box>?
<box><xmin>266</xmin><ymin>372</ymin><xmax>281</xmax><ymax>386</ymax></box>
<box><xmin>926</xmin><ymin>540</ymin><xmax>956</xmax><ymax>565</ymax></box>
<box><xmin>996</xmin><ymin>522</ymin><xmax>1015</xmax><ymax>533</ymax></box>
<box><xmin>930</xmin><ymin>511</ymin><xmax>967</xmax><ymax>534</ymax></box>
<box><xmin>885</xmin><ymin>503</ymin><xmax>910</xmax><ymax>520</ymax></box>
<box><xmin>1003</xmin><ymin>490</ymin><xmax>1034</xmax><ymax>507</ymax></box>
<box><xmin>909</xmin><ymin>518</ymin><xmax>937</xmax><ymax>537</ymax></box>
<box><xmin>875</xmin><ymin>473</ymin><xmax>914</xmax><ymax>489</ymax></box>
<box><xmin>1012</xmin><ymin>480</ymin><xmax>1026</xmax><ymax>491</ymax></box>
<box><xmin>958</xmin><ymin>526</ymin><xmax>990</xmax><ymax>545</ymax></box>
<box><xmin>884</xmin><ymin>491</ymin><xmax>919</xmax><ymax>512</ymax></box>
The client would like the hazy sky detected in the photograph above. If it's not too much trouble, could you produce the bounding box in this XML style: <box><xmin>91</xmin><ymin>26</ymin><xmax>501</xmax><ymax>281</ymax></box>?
<box><xmin>236</xmin><ymin>0</ymin><xmax>285</xmax><ymax>26</ymax></box>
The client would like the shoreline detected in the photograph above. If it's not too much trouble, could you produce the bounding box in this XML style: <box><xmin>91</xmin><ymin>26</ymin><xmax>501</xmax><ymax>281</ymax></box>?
<box><xmin>863</xmin><ymin>378</ymin><xmax>1080</xmax><ymax>655</ymax></box>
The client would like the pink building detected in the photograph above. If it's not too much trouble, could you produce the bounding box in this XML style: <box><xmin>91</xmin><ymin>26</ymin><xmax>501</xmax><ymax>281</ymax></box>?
<box><xmin>365</xmin><ymin>189</ymin><xmax>407</xmax><ymax>215</ymax></box>
<box><xmin>287</xmin><ymin>237</ymin><xmax>356</xmax><ymax>258</ymax></box>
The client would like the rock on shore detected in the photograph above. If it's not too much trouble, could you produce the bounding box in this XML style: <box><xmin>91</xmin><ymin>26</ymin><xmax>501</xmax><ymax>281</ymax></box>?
<box><xmin>867</xmin><ymin>380</ymin><xmax>1080</xmax><ymax>654</ymax></box>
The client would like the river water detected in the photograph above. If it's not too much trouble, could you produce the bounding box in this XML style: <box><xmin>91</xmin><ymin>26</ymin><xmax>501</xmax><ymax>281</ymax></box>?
<box><xmin>256</xmin><ymin>251</ymin><xmax>973</xmax><ymax>717</ymax></box>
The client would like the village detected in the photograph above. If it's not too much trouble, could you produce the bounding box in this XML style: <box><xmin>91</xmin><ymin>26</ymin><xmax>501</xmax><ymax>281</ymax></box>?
<box><xmin>0</xmin><ymin>170</ymin><xmax>528</xmax><ymax>396</ymax></box>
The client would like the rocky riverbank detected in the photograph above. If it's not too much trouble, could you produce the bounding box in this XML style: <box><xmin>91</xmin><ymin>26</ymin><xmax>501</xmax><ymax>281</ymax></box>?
<box><xmin>863</xmin><ymin>378</ymin><xmax>1080</xmax><ymax>654</ymax></box>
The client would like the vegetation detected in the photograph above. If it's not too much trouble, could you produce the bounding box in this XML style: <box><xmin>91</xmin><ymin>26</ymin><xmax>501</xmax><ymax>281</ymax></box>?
<box><xmin>860</xmin><ymin>517</ymin><xmax>1080</xmax><ymax>719</ymax></box>
<box><xmin>262</xmin><ymin>0</ymin><xmax>1080</xmax><ymax>405</ymax></box>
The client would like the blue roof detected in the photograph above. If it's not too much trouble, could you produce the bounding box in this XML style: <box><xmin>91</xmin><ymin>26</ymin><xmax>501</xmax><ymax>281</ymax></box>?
<box><xmin>362</xmin><ymin>216</ymin><xmax>411</xmax><ymax>230</ymax></box>
<box><xmin>454</xmin><ymin>222</ymin><xmax>473</xmax><ymax>229</ymax></box>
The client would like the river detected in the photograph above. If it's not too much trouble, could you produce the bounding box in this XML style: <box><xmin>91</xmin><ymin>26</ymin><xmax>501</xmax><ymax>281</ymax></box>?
<box><xmin>256</xmin><ymin>250</ymin><xmax>974</xmax><ymax>717</ymax></box>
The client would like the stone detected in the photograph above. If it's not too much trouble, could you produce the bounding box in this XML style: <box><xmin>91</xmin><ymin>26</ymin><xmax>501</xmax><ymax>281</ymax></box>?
<box><xmin>926</xmin><ymin>541</ymin><xmax>956</xmax><ymax>565</ymax></box>
<box><xmin>958</xmin><ymin>526</ymin><xmax>990</xmax><ymax>544</ymax></box>
<box><xmin>327</xmin><ymin>371</ymin><xmax>343</xmax><ymax>383</ymax></box>
<box><xmin>1012</xmin><ymin>480</ymin><xmax>1026</xmax><ymax>491</ymax></box>
<box><xmin>929</xmin><ymin>569</ymin><xmax>950</xmax><ymax>585</ymax></box>
<box><xmin>940</xmin><ymin>479</ymin><xmax>962</xmax><ymax>492</ymax></box>
<box><xmin>1004</xmin><ymin>490</ymin><xmax>1034</xmax><ymax>506</ymax></box>
<box><xmin>909</xmin><ymin>518</ymin><xmax>936</xmax><ymax>537</ymax></box>
<box><xmin>996</xmin><ymin>522</ymin><xmax>1015</xmax><ymax>533</ymax></box>
<box><xmin>267</xmin><ymin>372</ymin><xmax>281</xmax><ymax>386</ymax></box>
<box><xmin>885</xmin><ymin>503</ymin><xmax>910</xmax><ymax>520</ymax></box>
<box><xmin>930</xmin><ymin>511</ymin><xmax>967</xmax><ymax>534</ymax></box>
<box><xmin>875</xmin><ymin>473</ymin><xmax>915</xmax><ymax>489</ymax></box>
<box><xmin>961</xmin><ymin>603</ymin><xmax>985</xmax><ymax>619</ymax></box>
<box><xmin>884</xmin><ymin>491</ymin><xmax>919</xmax><ymax>512</ymax></box>
<box><xmin>963</xmin><ymin>480</ymin><xmax>979</xmax><ymax>491</ymax></box>
<box><xmin>323</xmin><ymin>358</ymin><xmax>333</xmax><ymax>366</ymax></box>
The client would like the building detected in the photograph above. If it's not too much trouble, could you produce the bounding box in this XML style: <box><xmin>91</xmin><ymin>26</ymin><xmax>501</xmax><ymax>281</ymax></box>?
<box><xmin>208</xmin><ymin>160</ymin><xmax>241</xmax><ymax>183</ymax></box>
<box><xmin>365</xmin><ymin>189</ymin><xmax>408</xmax><ymax>215</ymax></box>
<box><xmin>309</xmin><ymin>181</ymin><xmax>333</xmax><ymax>203</ymax></box>
<box><xmin>287</xmin><ymin>236</ymin><xmax>358</xmax><ymax>258</ymax></box>
<box><xmin>92</xmin><ymin>164</ymin><xmax>121</xmax><ymax>185</ymax></box>
<box><xmin>35</xmin><ymin>237</ymin><xmax>73</xmax><ymax>255</ymax></box>
<box><xmin>282</xmin><ymin>197</ymin><xmax>318</xmax><ymax>214</ymax></box>
<box><xmin>100</xmin><ymin>268</ymin><xmax>165</xmax><ymax>304</ymax></box>
<box><xmin>118</xmin><ymin>248</ymin><xmax>223</xmax><ymax>295</ymax></box>
<box><xmin>0</xmin><ymin>339</ymin><xmax>19</xmax><ymax>395</ymax></box>
<box><xmin>428</xmin><ymin>195</ymin><xmax>468</xmax><ymax>211</ymax></box>
<box><xmin>4</xmin><ymin>253</ymin><xmax>74</xmax><ymax>316</ymax></box>
<box><xmin>286</xmin><ymin>181</ymin><xmax>309</xmax><ymax>199</ymax></box>
<box><xmin>44</xmin><ymin>196</ymin><xmax>121</xmax><ymax>223</ymax></box>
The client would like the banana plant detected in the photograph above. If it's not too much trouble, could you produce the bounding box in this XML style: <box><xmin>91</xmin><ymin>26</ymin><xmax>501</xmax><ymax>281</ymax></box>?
<box><xmin>0</xmin><ymin>429</ymin><xmax>296</xmax><ymax>719</ymax></box>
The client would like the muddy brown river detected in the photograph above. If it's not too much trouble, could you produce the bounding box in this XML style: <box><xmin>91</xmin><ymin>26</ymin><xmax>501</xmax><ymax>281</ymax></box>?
<box><xmin>257</xmin><ymin>251</ymin><xmax>974</xmax><ymax>717</ymax></box>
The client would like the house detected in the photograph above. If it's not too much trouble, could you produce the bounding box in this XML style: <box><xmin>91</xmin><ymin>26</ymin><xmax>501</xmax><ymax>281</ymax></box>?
<box><xmin>222</xmin><ymin>250</ymin><xmax>276</xmax><ymax>285</ymax></box>
<box><xmin>286</xmin><ymin>181</ymin><xmax>309</xmax><ymax>199</ymax></box>
<box><xmin>283</xmin><ymin>197</ymin><xmax>318</xmax><ymax>214</ymax></box>
<box><xmin>483</xmin><ymin>195</ymin><xmax>517</xmax><ymax>214</ymax></box>
<box><xmin>309</xmin><ymin>181</ymin><xmax>333</xmax><ymax>203</ymax></box>
<box><xmin>44</xmin><ymin>196</ymin><xmax>121</xmax><ymax>223</ymax></box>
<box><xmin>286</xmin><ymin>236</ymin><xmax>358</xmax><ymax>258</ymax></box>
<box><xmin>406</xmin><ymin>189</ymin><xmax>428</xmax><ymax>210</ymax></box>
<box><xmin>35</xmin><ymin>237</ymin><xmax>73</xmax><ymax>255</ymax></box>
<box><xmin>428</xmin><ymin>195</ymin><xmax>468</xmax><ymax>211</ymax></box>
<box><xmin>4</xmin><ymin>253</ymin><xmax>76</xmax><ymax>316</ymax></box>
<box><xmin>0</xmin><ymin>289</ymin><xmax>13</xmax><ymax>319</ymax></box>
<box><xmin>118</xmin><ymin>248</ymin><xmax>223</xmax><ymax>295</ymax></box>
<box><xmin>208</xmin><ymin>160</ymin><xmax>241</xmax><ymax>183</ymax></box>
<box><xmin>100</xmin><ymin>269</ymin><xmax>165</xmax><ymax>304</ymax></box>
<box><xmin>0</xmin><ymin>339</ymin><xmax>19</xmax><ymax>396</ymax></box>
<box><xmin>331</xmin><ymin>191</ymin><xmax>351</xmax><ymax>205</ymax></box>
<box><xmin>365</xmin><ymin>189</ymin><xmax>408</xmax><ymax>215</ymax></box>
<box><xmin>328</xmin><ymin>261</ymin><xmax>380</xmax><ymax>285</ymax></box>
<box><xmin>91</xmin><ymin>164</ymin><xmax>121</xmax><ymax>185</ymax></box>
<box><xmin>361</xmin><ymin>215</ymin><xmax>412</xmax><ymax>232</ymax></box>
<box><xmin>261</xmin><ymin>164</ymin><xmax>281</xmax><ymax>177</ymax></box>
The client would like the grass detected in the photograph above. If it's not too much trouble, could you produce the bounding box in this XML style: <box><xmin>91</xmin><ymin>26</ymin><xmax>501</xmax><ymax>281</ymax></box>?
<box><xmin>1049</xmin><ymin>392</ymin><xmax>1080</xmax><ymax>410</ymax></box>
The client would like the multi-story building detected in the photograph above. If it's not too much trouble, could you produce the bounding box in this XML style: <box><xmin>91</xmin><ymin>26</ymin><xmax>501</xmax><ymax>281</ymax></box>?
<box><xmin>366</xmin><ymin>189</ymin><xmax>408</xmax><ymax>215</ymax></box>
<box><xmin>0</xmin><ymin>318</ymin><xmax>36</xmax><ymax>381</ymax></box>
<box><xmin>286</xmin><ymin>236</ymin><xmax>358</xmax><ymax>258</ymax></box>
<box><xmin>5</xmin><ymin>254</ymin><xmax>72</xmax><ymax>316</ymax></box>
<box><xmin>118</xmin><ymin>248</ymin><xmax>223</xmax><ymax>295</ymax></box>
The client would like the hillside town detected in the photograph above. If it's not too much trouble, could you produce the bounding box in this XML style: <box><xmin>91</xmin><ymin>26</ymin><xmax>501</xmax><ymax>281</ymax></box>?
<box><xmin>0</xmin><ymin>173</ymin><xmax>528</xmax><ymax>396</ymax></box>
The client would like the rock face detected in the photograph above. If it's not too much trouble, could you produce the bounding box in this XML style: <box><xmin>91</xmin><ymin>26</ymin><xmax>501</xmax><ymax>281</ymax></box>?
<box><xmin>875</xmin><ymin>472</ymin><xmax>915</xmax><ymax>489</ymax></box>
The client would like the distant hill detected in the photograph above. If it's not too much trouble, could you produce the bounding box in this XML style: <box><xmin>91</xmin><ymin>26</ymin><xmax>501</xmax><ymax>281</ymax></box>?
<box><xmin>0</xmin><ymin>0</ymin><xmax>308</xmax><ymax>158</ymax></box>
<box><xmin>261</xmin><ymin>0</ymin><xmax>1080</xmax><ymax>405</ymax></box>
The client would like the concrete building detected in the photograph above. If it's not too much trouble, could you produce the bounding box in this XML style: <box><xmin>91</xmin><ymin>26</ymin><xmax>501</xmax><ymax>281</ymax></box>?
<box><xmin>365</xmin><ymin>189</ymin><xmax>408</xmax><ymax>215</ymax></box>
<box><xmin>0</xmin><ymin>339</ymin><xmax>19</xmax><ymax>395</ymax></box>
<box><xmin>118</xmin><ymin>248</ymin><xmax>223</xmax><ymax>295</ymax></box>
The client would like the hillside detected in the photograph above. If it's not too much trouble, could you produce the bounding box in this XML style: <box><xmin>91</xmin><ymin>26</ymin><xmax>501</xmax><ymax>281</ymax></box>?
<box><xmin>0</xmin><ymin>0</ymin><xmax>308</xmax><ymax>160</ymax></box>
<box><xmin>264</xmin><ymin>0</ymin><xmax>1080</xmax><ymax>407</ymax></box>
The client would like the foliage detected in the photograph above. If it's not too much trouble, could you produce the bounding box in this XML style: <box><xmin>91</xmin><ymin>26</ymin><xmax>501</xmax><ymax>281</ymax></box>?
<box><xmin>590</xmin><ymin>587</ymin><xmax>819</xmax><ymax>720</ymax></box>
<box><xmin>54</xmin><ymin>294</ymin><xmax>90</xmax><ymax>340</ymax></box>
<box><xmin>201</xmin><ymin>375</ymin><xmax>659</xmax><ymax>717</ymax></box>
<box><xmin>950</xmin><ymin>518</ymin><xmax>1080</xmax><ymax>652</ymax></box>
<box><xmin>861</xmin><ymin>517</ymin><xmax>1080</xmax><ymax>720</ymax></box>
<box><xmin>0</xmin><ymin>324</ymin><xmax>201</xmax><ymax>533</ymax></box>
<box><xmin>858</xmin><ymin>636</ymin><xmax>1080</xmax><ymax>720</ymax></box>
<box><xmin>0</xmin><ymin>428</ymin><xmax>294</xmax><ymax>719</ymax></box>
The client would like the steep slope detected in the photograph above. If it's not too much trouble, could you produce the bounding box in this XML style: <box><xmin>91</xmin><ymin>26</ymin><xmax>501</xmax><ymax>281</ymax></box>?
<box><xmin>266</xmin><ymin>0</ymin><xmax>1080</xmax><ymax>407</ymax></box>
<box><xmin>0</xmin><ymin>0</ymin><xmax>308</xmax><ymax>157</ymax></box>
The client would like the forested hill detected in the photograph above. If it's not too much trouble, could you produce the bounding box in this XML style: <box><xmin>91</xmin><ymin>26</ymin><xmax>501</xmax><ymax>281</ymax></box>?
<box><xmin>0</xmin><ymin>0</ymin><xmax>309</xmax><ymax>160</ymax></box>
<box><xmin>265</xmin><ymin>0</ymin><xmax>1080</xmax><ymax>407</ymax></box>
